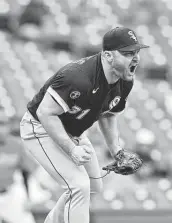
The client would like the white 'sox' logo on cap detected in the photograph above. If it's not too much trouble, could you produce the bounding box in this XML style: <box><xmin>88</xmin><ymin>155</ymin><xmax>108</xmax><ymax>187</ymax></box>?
<box><xmin>128</xmin><ymin>31</ymin><xmax>137</xmax><ymax>42</ymax></box>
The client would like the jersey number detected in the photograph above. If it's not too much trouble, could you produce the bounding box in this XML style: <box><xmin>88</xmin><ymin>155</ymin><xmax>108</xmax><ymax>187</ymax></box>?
<box><xmin>76</xmin><ymin>109</ymin><xmax>90</xmax><ymax>120</ymax></box>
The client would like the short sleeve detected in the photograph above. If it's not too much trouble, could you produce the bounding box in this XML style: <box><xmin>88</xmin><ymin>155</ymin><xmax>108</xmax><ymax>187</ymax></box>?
<box><xmin>101</xmin><ymin>80</ymin><xmax>133</xmax><ymax>115</ymax></box>
<box><xmin>47</xmin><ymin>73</ymin><xmax>76</xmax><ymax>112</ymax></box>
<box><xmin>110</xmin><ymin>98</ymin><xmax>127</xmax><ymax>113</ymax></box>
<box><xmin>110</xmin><ymin>80</ymin><xmax>133</xmax><ymax>113</ymax></box>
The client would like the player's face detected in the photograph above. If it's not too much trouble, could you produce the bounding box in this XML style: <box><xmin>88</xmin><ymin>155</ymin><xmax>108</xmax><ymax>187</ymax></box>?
<box><xmin>111</xmin><ymin>50</ymin><xmax>140</xmax><ymax>81</ymax></box>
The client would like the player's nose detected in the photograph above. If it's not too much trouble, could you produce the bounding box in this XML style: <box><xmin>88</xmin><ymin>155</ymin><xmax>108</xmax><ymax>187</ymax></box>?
<box><xmin>133</xmin><ymin>53</ymin><xmax>140</xmax><ymax>63</ymax></box>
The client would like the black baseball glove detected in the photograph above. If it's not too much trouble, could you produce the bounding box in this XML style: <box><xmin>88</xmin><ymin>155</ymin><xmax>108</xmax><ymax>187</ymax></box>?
<box><xmin>102</xmin><ymin>149</ymin><xmax>143</xmax><ymax>175</ymax></box>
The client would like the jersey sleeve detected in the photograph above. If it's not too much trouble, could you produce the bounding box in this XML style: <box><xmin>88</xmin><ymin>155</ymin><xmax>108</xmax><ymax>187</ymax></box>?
<box><xmin>101</xmin><ymin>80</ymin><xmax>133</xmax><ymax>115</ymax></box>
<box><xmin>47</xmin><ymin>70</ymin><xmax>86</xmax><ymax>113</ymax></box>
<box><xmin>110</xmin><ymin>80</ymin><xmax>134</xmax><ymax>113</ymax></box>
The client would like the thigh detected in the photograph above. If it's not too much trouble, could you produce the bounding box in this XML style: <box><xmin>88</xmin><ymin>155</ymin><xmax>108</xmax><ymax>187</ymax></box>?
<box><xmin>25</xmin><ymin>137</ymin><xmax>90</xmax><ymax>189</ymax></box>
<box><xmin>20</xmin><ymin>113</ymin><xmax>89</xmax><ymax>191</ymax></box>
<box><xmin>79</xmin><ymin>134</ymin><xmax>103</xmax><ymax>193</ymax></box>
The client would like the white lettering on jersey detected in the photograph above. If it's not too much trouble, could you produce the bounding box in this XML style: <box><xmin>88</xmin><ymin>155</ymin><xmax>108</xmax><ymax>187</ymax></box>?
<box><xmin>68</xmin><ymin>106</ymin><xmax>91</xmax><ymax>119</ymax></box>
<box><xmin>76</xmin><ymin>109</ymin><xmax>91</xmax><ymax>120</ymax></box>
<box><xmin>109</xmin><ymin>96</ymin><xmax>121</xmax><ymax>110</ymax></box>
<box><xmin>68</xmin><ymin>106</ymin><xmax>82</xmax><ymax>114</ymax></box>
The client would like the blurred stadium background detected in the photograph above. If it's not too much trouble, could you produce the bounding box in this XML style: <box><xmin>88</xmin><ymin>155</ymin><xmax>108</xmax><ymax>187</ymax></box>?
<box><xmin>1</xmin><ymin>0</ymin><xmax>172</xmax><ymax>222</ymax></box>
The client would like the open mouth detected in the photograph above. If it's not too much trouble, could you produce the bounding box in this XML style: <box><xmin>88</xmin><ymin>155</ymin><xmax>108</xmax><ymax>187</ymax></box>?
<box><xmin>129</xmin><ymin>64</ymin><xmax>138</xmax><ymax>73</ymax></box>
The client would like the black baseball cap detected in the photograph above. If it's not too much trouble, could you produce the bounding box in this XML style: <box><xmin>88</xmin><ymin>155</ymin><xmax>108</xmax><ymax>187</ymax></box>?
<box><xmin>103</xmin><ymin>27</ymin><xmax>149</xmax><ymax>52</ymax></box>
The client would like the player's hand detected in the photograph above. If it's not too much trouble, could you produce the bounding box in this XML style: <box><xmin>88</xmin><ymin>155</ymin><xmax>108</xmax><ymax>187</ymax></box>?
<box><xmin>70</xmin><ymin>145</ymin><xmax>93</xmax><ymax>166</ymax></box>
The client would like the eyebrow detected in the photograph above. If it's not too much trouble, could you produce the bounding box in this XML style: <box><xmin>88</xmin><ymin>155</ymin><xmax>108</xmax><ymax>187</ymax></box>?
<box><xmin>119</xmin><ymin>50</ymin><xmax>135</xmax><ymax>53</ymax></box>
<box><xmin>118</xmin><ymin>50</ymin><xmax>140</xmax><ymax>54</ymax></box>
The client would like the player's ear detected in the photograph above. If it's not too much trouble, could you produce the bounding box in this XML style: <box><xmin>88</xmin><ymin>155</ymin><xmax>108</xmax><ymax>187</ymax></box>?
<box><xmin>103</xmin><ymin>51</ymin><xmax>113</xmax><ymax>62</ymax></box>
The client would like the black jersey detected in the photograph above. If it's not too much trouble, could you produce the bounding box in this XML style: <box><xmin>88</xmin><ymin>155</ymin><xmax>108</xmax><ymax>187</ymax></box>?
<box><xmin>27</xmin><ymin>53</ymin><xmax>133</xmax><ymax>137</ymax></box>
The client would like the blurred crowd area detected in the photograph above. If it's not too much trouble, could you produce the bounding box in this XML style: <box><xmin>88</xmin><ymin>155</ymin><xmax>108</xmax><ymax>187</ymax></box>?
<box><xmin>1</xmin><ymin>0</ymin><xmax>172</xmax><ymax>223</ymax></box>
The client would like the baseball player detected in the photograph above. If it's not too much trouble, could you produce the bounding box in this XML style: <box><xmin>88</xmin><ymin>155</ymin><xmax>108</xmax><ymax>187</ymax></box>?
<box><xmin>20</xmin><ymin>27</ymin><xmax>149</xmax><ymax>223</ymax></box>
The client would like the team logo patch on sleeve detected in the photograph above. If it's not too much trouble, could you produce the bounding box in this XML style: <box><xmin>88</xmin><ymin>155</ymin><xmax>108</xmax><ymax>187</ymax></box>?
<box><xmin>109</xmin><ymin>96</ymin><xmax>121</xmax><ymax>110</ymax></box>
<box><xmin>70</xmin><ymin>91</ymin><xmax>81</xmax><ymax>99</ymax></box>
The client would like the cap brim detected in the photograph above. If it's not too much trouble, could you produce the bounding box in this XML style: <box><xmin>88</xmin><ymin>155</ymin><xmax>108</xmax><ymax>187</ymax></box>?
<box><xmin>119</xmin><ymin>43</ymin><xmax>149</xmax><ymax>52</ymax></box>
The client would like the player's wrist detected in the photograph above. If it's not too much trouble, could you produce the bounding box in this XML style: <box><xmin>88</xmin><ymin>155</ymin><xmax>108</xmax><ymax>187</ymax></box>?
<box><xmin>110</xmin><ymin>145</ymin><xmax>122</xmax><ymax>158</ymax></box>
<box><xmin>107</xmin><ymin>138</ymin><xmax>122</xmax><ymax>156</ymax></box>
<box><xmin>67</xmin><ymin>135</ymin><xmax>80</xmax><ymax>157</ymax></box>
<box><xmin>68</xmin><ymin>144</ymin><xmax>76</xmax><ymax>156</ymax></box>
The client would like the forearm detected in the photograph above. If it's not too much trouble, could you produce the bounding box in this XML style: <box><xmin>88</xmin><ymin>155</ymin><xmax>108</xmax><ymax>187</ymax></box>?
<box><xmin>98</xmin><ymin>113</ymin><xmax>121</xmax><ymax>156</ymax></box>
<box><xmin>38</xmin><ymin>113</ymin><xmax>76</xmax><ymax>155</ymax></box>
